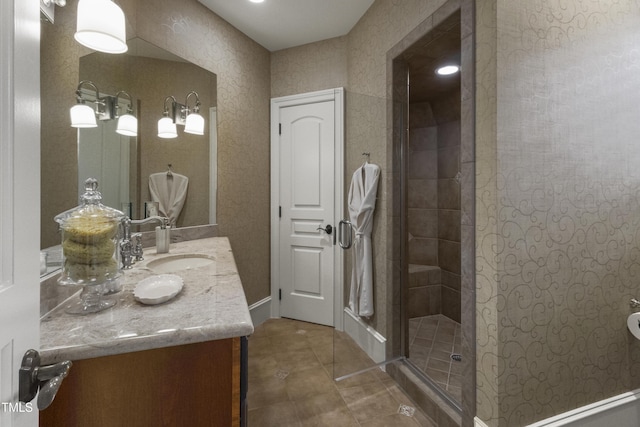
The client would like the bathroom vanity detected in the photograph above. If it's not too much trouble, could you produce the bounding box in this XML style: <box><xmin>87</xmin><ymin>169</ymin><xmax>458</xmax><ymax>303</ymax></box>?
<box><xmin>38</xmin><ymin>237</ymin><xmax>253</xmax><ymax>427</ymax></box>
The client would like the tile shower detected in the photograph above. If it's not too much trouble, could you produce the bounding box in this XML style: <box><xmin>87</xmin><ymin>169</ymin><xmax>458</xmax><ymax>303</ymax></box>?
<box><xmin>406</xmin><ymin>100</ymin><xmax>462</xmax><ymax>402</ymax></box>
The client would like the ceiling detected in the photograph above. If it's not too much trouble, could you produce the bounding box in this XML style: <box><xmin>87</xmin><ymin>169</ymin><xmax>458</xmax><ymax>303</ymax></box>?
<box><xmin>402</xmin><ymin>11</ymin><xmax>461</xmax><ymax>105</ymax></box>
<box><xmin>197</xmin><ymin>0</ymin><xmax>375</xmax><ymax>52</ymax></box>
<box><xmin>197</xmin><ymin>1</ymin><xmax>461</xmax><ymax>106</ymax></box>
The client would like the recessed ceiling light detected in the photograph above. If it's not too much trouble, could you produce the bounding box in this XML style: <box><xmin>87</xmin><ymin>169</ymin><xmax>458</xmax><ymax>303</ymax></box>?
<box><xmin>436</xmin><ymin>65</ymin><xmax>460</xmax><ymax>76</ymax></box>
<box><xmin>249</xmin><ymin>0</ymin><xmax>265</xmax><ymax>3</ymax></box>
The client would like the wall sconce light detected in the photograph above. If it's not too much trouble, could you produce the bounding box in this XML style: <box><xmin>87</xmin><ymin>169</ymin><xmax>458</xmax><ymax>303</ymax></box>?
<box><xmin>114</xmin><ymin>91</ymin><xmax>138</xmax><ymax>136</ymax></box>
<box><xmin>74</xmin><ymin>0</ymin><xmax>127</xmax><ymax>54</ymax></box>
<box><xmin>158</xmin><ymin>96</ymin><xmax>178</xmax><ymax>139</ymax></box>
<box><xmin>70</xmin><ymin>81</ymin><xmax>137</xmax><ymax>137</ymax></box>
<box><xmin>158</xmin><ymin>91</ymin><xmax>205</xmax><ymax>138</ymax></box>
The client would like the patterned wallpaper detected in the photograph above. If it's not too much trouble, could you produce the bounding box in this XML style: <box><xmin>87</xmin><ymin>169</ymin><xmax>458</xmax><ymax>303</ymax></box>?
<box><xmin>476</xmin><ymin>0</ymin><xmax>640</xmax><ymax>425</ymax></box>
<box><xmin>41</xmin><ymin>0</ymin><xmax>271</xmax><ymax>304</ymax></box>
<box><xmin>271</xmin><ymin>36</ymin><xmax>348</xmax><ymax>98</ymax></box>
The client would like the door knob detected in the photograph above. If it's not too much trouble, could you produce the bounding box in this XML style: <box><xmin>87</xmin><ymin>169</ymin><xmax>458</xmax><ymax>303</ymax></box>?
<box><xmin>316</xmin><ymin>224</ymin><xmax>333</xmax><ymax>235</ymax></box>
<box><xmin>19</xmin><ymin>349</ymin><xmax>72</xmax><ymax>410</ymax></box>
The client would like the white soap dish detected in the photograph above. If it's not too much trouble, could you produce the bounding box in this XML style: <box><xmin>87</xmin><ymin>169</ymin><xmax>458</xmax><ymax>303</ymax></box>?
<box><xmin>134</xmin><ymin>274</ymin><xmax>183</xmax><ymax>305</ymax></box>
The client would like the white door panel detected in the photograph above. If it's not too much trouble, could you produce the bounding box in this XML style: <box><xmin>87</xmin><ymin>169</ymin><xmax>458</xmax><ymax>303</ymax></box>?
<box><xmin>271</xmin><ymin>88</ymin><xmax>344</xmax><ymax>330</ymax></box>
<box><xmin>279</xmin><ymin>101</ymin><xmax>335</xmax><ymax>326</ymax></box>
<box><xmin>0</xmin><ymin>0</ymin><xmax>41</xmax><ymax>425</ymax></box>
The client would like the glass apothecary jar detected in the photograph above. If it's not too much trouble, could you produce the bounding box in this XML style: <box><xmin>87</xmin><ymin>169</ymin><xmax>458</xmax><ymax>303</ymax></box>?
<box><xmin>54</xmin><ymin>178</ymin><xmax>125</xmax><ymax>314</ymax></box>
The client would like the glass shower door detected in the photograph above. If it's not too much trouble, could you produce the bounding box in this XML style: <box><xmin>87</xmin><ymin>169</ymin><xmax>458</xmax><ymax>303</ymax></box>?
<box><xmin>332</xmin><ymin>91</ymin><xmax>400</xmax><ymax>383</ymax></box>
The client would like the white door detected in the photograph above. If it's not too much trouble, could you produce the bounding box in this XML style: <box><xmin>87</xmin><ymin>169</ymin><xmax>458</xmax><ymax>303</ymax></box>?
<box><xmin>0</xmin><ymin>0</ymin><xmax>41</xmax><ymax>426</ymax></box>
<box><xmin>271</xmin><ymin>89</ymin><xmax>344</xmax><ymax>328</ymax></box>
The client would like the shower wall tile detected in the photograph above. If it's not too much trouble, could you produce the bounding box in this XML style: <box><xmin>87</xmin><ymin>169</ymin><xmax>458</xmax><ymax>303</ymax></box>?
<box><xmin>441</xmin><ymin>286</ymin><xmax>461</xmax><ymax>323</ymax></box>
<box><xmin>408</xmin><ymin>208</ymin><xmax>438</xmax><ymax>238</ymax></box>
<box><xmin>409</xmin><ymin>150</ymin><xmax>438</xmax><ymax>179</ymax></box>
<box><xmin>409</xmin><ymin>127</ymin><xmax>438</xmax><ymax>151</ymax></box>
<box><xmin>438</xmin><ymin>146</ymin><xmax>461</xmax><ymax>179</ymax></box>
<box><xmin>408</xmin><ymin>238</ymin><xmax>438</xmax><ymax>266</ymax></box>
<box><xmin>409</xmin><ymin>266</ymin><xmax>441</xmax><ymax>288</ymax></box>
<box><xmin>438</xmin><ymin>179</ymin><xmax>461</xmax><ymax>210</ymax></box>
<box><xmin>408</xmin><ymin>285</ymin><xmax>441</xmax><ymax>318</ymax></box>
<box><xmin>441</xmin><ymin>270</ymin><xmax>461</xmax><ymax>292</ymax></box>
<box><xmin>437</xmin><ymin>120</ymin><xmax>461</xmax><ymax>148</ymax></box>
<box><xmin>460</xmin><ymin>161</ymin><xmax>474</xmax><ymax>226</ymax></box>
<box><xmin>438</xmin><ymin>240</ymin><xmax>460</xmax><ymax>275</ymax></box>
<box><xmin>439</xmin><ymin>210</ymin><xmax>461</xmax><ymax>242</ymax></box>
<box><xmin>431</xmin><ymin>89</ymin><xmax>461</xmax><ymax>124</ymax></box>
<box><xmin>460</xmin><ymin>225</ymin><xmax>475</xmax><ymax>285</ymax></box>
<box><xmin>408</xmin><ymin>179</ymin><xmax>438</xmax><ymax>209</ymax></box>
<box><xmin>410</xmin><ymin>103</ymin><xmax>437</xmax><ymax>129</ymax></box>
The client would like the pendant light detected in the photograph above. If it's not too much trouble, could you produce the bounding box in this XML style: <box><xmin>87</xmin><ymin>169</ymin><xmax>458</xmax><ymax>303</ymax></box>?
<box><xmin>75</xmin><ymin>0</ymin><xmax>128</xmax><ymax>54</ymax></box>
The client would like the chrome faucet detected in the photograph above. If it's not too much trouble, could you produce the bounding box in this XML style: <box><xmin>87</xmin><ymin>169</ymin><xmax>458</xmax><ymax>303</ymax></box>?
<box><xmin>120</xmin><ymin>216</ymin><xmax>169</xmax><ymax>269</ymax></box>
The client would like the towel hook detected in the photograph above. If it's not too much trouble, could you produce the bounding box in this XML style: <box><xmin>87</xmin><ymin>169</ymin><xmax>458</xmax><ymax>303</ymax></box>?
<box><xmin>362</xmin><ymin>152</ymin><xmax>370</xmax><ymax>163</ymax></box>
<box><xmin>167</xmin><ymin>164</ymin><xmax>173</xmax><ymax>176</ymax></box>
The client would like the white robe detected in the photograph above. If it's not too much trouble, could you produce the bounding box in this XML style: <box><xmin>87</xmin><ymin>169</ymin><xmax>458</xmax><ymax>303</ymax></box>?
<box><xmin>348</xmin><ymin>162</ymin><xmax>381</xmax><ymax>317</ymax></box>
<box><xmin>149</xmin><ymin>172</ymin><xmax>189</xmax><ymax>226</ymax></box>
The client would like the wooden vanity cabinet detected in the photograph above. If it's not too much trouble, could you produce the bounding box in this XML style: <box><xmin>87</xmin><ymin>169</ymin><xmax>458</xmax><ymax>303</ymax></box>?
<box><xmin>40</xmin><ymin>337</ymin><xmax>244</xmax><ymax>427</ymax></box>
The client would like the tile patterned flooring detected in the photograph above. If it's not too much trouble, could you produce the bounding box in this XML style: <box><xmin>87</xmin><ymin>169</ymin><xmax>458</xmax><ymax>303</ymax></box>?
<box><xmin>408</xmin><ymin>314</ymin><xmax>462</xmax><ymax>402</ymax></box>
<box><xmin>247</xmin><ymin>318</ymin><xmax>436</xmax><ymax>426</ymax></box>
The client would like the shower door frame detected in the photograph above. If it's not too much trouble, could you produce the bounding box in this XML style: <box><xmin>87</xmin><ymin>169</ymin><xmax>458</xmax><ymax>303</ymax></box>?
<box><xmin>385</xmin><ymin>1</ymin><xmax>476</xmax><ymax>426</ymax></box>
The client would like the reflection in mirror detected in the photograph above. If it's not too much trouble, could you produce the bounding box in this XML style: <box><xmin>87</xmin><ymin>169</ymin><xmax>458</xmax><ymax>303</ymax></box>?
<box><xmin>40</xmin><ymin>26</ymin><xmax>217</xmax><ymax>256</ymax></box>
<box><xmin>77</xmin><ymin>96</ymin><xmax>137</xmax><ymax>218</ymax></box>
<box><xmin>78</xmin><ymin>38</ymin><xmax>216</xmax><ymax>226</ymax></box>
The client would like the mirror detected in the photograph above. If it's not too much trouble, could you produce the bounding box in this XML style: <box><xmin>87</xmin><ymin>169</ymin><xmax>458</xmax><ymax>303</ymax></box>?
<box><xmin>77</xmin><ymin>39</ymin><xmax>217</xmax><ymax>223</ymax></box>
<box><xmin>41</xmin><ymin>12</ymin><xmax>217</xmax><ymax>252</ymax></box>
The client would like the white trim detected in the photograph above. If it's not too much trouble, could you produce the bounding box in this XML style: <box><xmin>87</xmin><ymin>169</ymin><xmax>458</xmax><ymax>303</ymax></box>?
<box><xmin>475</xmin><ymin>417</ymin><xmax>490</xmax><ymax>427</ymax></box>
<box><xmin>0</xmin><ymin>1</ymin><xmax>40</xmax><ymax>425</ymax></box>
<box><xmin>343</xmin><ymin>308</ymin><xmax>386</xmax><ymax>363</ymax></box>
<box><xmin>209</xmin><ymin>107</ymin><xmax>217</xmax><ymax>224</ymax></box>
<box><xmin>249</xmin><ymin>296</ymin><xmax>271</xmax><ymax>328</ymax></box>
<box><xmin>270</xmin><ymin>88</ymin><xmax>345</xmax><ymax>330</ymax></box>
<box><xmin>526</xmin><ymin>388</ymin><xmax>640</xmax><ymax>427</ymax></box>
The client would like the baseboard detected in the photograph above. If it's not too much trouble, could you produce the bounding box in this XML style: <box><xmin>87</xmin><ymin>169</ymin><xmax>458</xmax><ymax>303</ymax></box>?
<box><xmin>343</xmin><ymin>308</ymin><xmax>386</xmax><ymax>363</ymax></box>
<box><xmin>249</xmin><ymin>297</ymin><xmax>271</xmax><ymax>328</ymax></box>
<box><xmin>526</xmin><ymin>388</ymin><xmax>640</xmax><ymax>427</ymax></box>
<box><xmin>475</xmin><ymin>417</ymin><xmax>489</xmax><ymax>427</ymax></box>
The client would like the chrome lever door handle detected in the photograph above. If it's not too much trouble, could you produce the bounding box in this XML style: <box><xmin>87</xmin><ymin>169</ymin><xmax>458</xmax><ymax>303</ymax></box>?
<box><xmin>19</xmin><ymin>349</ymin><xmax>72</xmax><ymax>410</ymax></box>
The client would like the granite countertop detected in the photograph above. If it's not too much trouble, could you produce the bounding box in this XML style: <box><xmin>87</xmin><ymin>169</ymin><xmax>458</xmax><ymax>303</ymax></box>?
<box><xmin>40</xmin><ymin>237</ymin><xmax>254</xmax><ymax>364</ymax></box>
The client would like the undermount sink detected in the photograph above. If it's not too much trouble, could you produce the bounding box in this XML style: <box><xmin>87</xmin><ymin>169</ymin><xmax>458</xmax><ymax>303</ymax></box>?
<box><xmin>146</xmin><ymin>254</ymin><xmax>215</xmax><ymax>273</ymax></box>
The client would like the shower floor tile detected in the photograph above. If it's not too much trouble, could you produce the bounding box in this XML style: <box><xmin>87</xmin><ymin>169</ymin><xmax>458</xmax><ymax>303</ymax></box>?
<box><xmin>408</xmin><ymin>314</ymin><xmax>462</xmax><ymax>402</ymax></box>
<box><xmin>248</xmin><ymin>318</ymin><xmax>436</xmax><ymax>426</ymax></box>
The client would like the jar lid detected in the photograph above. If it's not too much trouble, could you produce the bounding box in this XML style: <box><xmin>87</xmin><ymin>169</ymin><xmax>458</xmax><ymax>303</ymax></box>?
<box><xmin>54</xmin><ymin>178</ymin><xmax>126</xmax><ymax>232</ymax></box>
